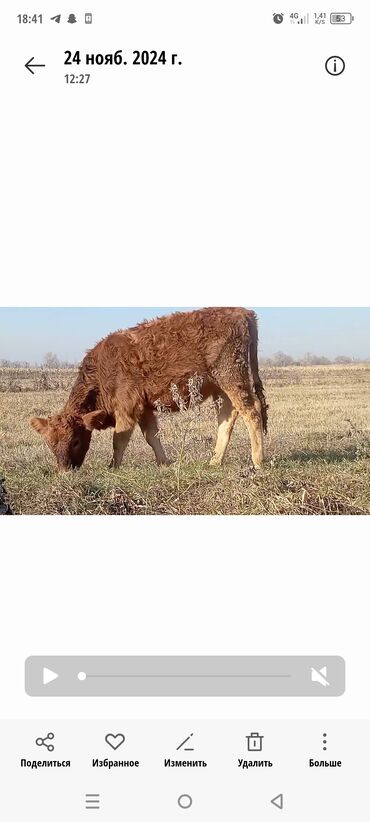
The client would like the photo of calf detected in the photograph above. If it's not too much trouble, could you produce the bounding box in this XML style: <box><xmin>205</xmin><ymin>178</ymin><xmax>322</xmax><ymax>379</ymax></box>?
<box><xmin>30</xmin><ymin>308</ymin><xmax>267</xmax><ymax>472</ymax></box>
<box><xmin>0</xmin><ymin>307</ymin><xmax>369</xmax><ymax>515</ymax></box>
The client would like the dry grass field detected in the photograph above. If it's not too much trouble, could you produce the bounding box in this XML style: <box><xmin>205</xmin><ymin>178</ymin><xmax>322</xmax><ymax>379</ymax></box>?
<box><xmin>0</xmin><ymin>364</ymin><xmax>369</xmax><ymax>515</ymax></box>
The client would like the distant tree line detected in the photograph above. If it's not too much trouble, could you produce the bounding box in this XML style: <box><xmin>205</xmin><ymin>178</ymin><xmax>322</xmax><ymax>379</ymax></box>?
<box><xmin>0</xmin><ymin>351</ymin><xmax>369</xmax><ymax>369</ymax></box>
<box><xmin>0</xmin><ymin>353</ymin><xmax>76</xmax><ymax>368</ymax></box>
<box><xmin>260</xmin><ymin>351</ymin><xmax>365</xmax><ymax>367</ymax></box>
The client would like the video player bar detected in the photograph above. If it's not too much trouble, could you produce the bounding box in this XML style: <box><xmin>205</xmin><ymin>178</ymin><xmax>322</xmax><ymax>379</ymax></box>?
<box><xmin>25</xmin><ymin>656</ymin><xmax>345</xmax><ymax>697</ymax></box>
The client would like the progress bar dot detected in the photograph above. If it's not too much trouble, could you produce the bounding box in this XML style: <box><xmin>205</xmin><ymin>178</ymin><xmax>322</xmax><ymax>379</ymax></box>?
<box><xmin>77</xmin><ymin>671</ymin><xmax>87</xmax><ymax>681</ymax></box>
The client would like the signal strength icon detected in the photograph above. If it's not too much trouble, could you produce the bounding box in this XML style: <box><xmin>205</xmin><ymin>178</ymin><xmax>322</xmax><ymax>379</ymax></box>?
<box><xmin>51</xmin><ymin>14</ymin><xmax>61</xmax><ymax>23</ymax></box>
<box><xmin>290</xmin><ymin>12</ymin><xmax>309</xmax><ymax>24</ymax></box>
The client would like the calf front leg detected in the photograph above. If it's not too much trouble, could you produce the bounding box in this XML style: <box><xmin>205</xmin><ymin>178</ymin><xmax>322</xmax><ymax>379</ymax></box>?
<box><xmin>110</xmin><ymin>424</ymin><xmax>135</xmax><ymax>468</ymax></box>
<box><xmin>139</xmin><ymin>409</ymin><xmax>171</xmax><ymax>466</ymax></box>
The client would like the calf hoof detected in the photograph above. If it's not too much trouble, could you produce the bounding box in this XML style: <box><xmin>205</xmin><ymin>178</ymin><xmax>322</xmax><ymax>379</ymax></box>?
<box><xmin>209</xmin><ymin>456</ymin><xmax>222</xmax><ymax>467</ymax></box>
<box><xmin>157</xmin><ymin>457</ymin><xmax>173</xmax><ymax>467</ymax></box>
<box><xmin>109</xmin><ymin>459</ymin><xmax>122</xmax><ymax>470</ymax></box>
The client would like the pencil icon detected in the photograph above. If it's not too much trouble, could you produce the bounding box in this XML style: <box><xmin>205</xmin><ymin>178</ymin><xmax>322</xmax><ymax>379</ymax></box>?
<box><xmin>176</xmin><ymin>733</ymin><xmax>194</xmax><ymax>751</ymax></box>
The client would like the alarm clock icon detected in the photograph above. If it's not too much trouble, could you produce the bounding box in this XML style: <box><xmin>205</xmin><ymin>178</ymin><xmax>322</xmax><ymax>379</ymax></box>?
<box><xmin>273</xmin><ymin>12</ymin><xmax>284</xmax><ymax>24</ymax></box>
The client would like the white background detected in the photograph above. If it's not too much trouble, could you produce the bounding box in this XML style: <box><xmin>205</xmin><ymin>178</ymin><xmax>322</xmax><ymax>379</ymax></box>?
<box><xmin>0</xmin><ymin>1</ymin><xmax>369</xmax><ymax>724</ymax></box>
<box><xmin>1</xmin><ymin>1</ymin><xmax>369</xmax><ymax>306</ymax></box>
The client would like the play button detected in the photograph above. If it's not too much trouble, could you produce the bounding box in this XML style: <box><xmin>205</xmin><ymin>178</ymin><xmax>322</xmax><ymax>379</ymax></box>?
<box><xmin>271</xmin><ymin>794</ymin><xmax>283</xmax><ymax>810</ymax></box>
<box><xmin>43</xmin><ymin>667</ymin><xmax>59</xmax><ymax>685</ymax></box>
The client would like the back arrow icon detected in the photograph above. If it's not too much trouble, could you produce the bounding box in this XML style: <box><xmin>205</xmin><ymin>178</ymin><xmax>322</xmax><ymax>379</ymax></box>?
<box><xmin>25</xmin><ymin>57</ymin><xmax>46</xmax><ymax>75</ymax></box>
<box><xmin>271</xmin><ymin>794</ymin><xmax>284</xmax><ymax>810</ymax></box>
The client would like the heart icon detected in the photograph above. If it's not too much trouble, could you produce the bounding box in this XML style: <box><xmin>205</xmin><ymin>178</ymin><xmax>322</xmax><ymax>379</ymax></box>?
<box><xmin>105</xmin><ymin>733</ymin><xmax>125</xmax><ymax>750</ymax></box>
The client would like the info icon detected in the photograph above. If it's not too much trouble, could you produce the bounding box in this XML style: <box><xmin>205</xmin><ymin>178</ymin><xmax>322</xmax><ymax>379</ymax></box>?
<box><xmin>325</xmin><ymin>56</ymin><xmax>345</xmax><ymax>76</ymax></box>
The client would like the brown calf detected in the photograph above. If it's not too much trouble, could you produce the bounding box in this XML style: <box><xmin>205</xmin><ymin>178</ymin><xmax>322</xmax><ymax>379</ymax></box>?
<box><xmin>31</xmin><ymin>307</ymin><xmax>268</xmax><ymax>470</ymax></box>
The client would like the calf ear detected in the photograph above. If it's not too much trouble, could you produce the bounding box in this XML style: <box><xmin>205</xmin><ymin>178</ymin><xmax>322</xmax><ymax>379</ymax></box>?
<box><xmin>82</xmin><ymin>410</ymin><xmax>111</xmax><ymax>431</ymax></box>
<box><xmin>31</xmin><ymin>417</ymin><xmax>49</xmax><ymax>436</ymax></box>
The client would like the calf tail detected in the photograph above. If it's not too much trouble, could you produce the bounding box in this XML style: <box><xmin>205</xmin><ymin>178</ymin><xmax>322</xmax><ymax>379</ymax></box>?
<box><xmin>248</xmin><ymin>312</ymin><xmax>268</xmax><ymax>434</ymax></box>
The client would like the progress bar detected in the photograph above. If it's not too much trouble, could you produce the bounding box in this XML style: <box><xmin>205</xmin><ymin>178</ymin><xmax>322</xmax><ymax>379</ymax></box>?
<box><xmin>25</xmin><ymin>656</ymin><xmax>345</xmax><ymax>697</ymax></box>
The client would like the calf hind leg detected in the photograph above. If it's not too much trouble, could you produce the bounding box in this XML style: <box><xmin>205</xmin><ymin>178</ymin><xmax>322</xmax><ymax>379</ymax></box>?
<box><xmin>241</xmin><ymin>403</ymin><xmax>264</xmax><ymax>469</ymax></box>
<box><xmin>210</xmin><ymin>392</ymin><xmax>238</xmax><ymax>466</ymax></box>
<box><xmin>221</xmin><ymin>387</ymin><xmax>264</xmax><ymax>469</ymax></box>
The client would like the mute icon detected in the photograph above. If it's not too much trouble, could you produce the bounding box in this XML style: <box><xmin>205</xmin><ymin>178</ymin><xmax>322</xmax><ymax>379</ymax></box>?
<box><xmin>311</xmin><ymin>666</ymin><xmax>330</xmax><ymax>687</ymax></box>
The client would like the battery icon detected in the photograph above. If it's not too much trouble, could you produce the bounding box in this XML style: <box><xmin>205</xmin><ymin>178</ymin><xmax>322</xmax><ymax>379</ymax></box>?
<box><xmin>330</xmin><ymin>13</ymin><xmax>354</xmax><ymax>24</ymax></box>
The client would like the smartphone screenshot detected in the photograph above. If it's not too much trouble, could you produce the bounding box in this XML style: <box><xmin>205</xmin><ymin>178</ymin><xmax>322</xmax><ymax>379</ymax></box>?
<box><xmin>0</xmin><ymin>2</ymin><xmax>369</xmax><ymax>819</ymax></box>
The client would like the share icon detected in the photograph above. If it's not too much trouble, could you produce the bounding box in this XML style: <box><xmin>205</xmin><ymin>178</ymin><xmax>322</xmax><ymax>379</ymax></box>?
<box><xmin>35</xmin><ymin>732</ymin><xmax>55</xmax><ymax>752</ymax></box>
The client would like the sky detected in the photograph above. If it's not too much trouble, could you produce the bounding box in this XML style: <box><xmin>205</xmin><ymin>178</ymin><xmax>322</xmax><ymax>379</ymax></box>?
<box><xmin>0</xmin><ymin>307</ymin><xmax>369</xmax><ymax>363</ymax></box>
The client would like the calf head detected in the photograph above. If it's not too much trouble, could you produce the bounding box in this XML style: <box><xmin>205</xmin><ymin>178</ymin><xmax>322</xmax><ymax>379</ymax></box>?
<box><xmin>30</xmin><ymin>410</ymin><xmax>111</xmax><ymax>470</ymax></box>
